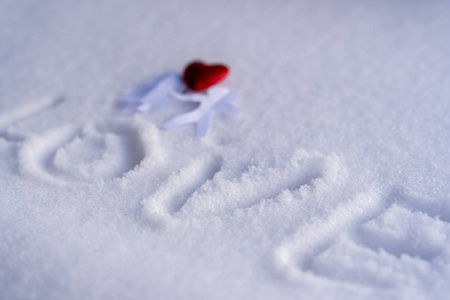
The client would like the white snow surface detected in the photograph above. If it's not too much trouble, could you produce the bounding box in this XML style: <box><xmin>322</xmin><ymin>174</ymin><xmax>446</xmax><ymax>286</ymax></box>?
<box><xmin>1</xmin><ymin>0</ymin><xmax>450</xmax><ymax>299</ymax></box>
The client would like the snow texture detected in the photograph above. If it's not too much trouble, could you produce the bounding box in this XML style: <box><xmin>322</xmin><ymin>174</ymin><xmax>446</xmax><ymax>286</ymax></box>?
<box><xmin>1</xmin><ymin>0</ymin><xmax>450</xmax><ymax>299</ymax></box>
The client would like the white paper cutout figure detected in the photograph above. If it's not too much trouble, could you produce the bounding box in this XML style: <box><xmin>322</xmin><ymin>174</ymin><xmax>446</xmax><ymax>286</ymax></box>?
<box><xmin>162</xmin><ymin>87</ymin><xmax>240</xmax><ymax>137</ymax></box>
<box><xmin>118</xmin><ymin>74</ymin><xmax>240</xmax><ymax>137</ymax></box>
<box><xmin>118</xmin><ymin>73</ymin><xmax>184</xmax><ymax>113</ymax></box>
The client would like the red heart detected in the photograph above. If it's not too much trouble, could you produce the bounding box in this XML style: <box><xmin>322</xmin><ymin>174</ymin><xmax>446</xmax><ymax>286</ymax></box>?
<box><xmin>183</xmin><ymin>61</ymin><xmax>229</xmax><ymax>91</ymax></box>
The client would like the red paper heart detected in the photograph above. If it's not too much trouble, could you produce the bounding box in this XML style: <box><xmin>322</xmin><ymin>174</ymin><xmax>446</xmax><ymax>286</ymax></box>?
<box><xmin>183</xmin><ymin>61</ymin><xmax>229</xmax><ymax>91</ymax></box>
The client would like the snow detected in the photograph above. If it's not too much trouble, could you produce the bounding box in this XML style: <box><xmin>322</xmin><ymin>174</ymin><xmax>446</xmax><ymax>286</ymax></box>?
<box><xmin>1</xmin><ymin>0</ymin><xmax>450</xmax><ymax>299</ymax></box>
